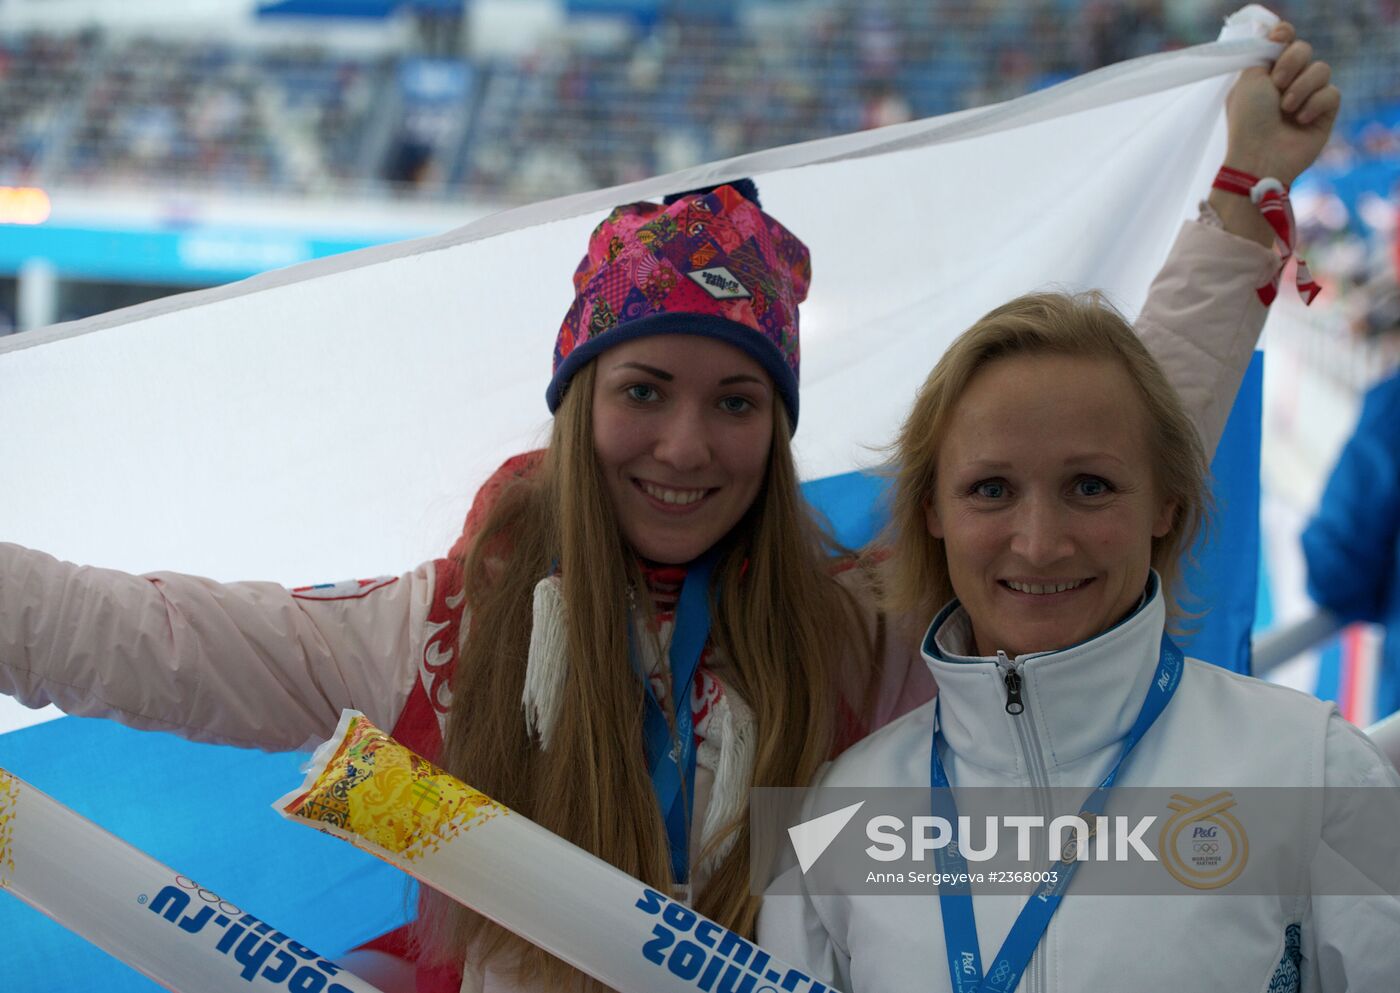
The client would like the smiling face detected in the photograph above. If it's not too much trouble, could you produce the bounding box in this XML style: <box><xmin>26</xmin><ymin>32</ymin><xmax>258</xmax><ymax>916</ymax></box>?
<box><xmin>591</xmin><ymin>334</ymin><xmax>775</xmax><ymax>564</ymax></box>
<box><xmin>924</xmin><ymin>353</ymin><xmax>1176</xmax><ymax>658</ymax></box>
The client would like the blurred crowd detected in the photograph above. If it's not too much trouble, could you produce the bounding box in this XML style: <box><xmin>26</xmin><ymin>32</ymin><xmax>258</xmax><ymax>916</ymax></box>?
<box><xmin>1297</xmin><ymin>119</ymin><xmax>1400</xmax><ymax>349</ymax></box>
<box><xmin>0</xmin><ymin>30</ymin><xmax>379</xmax><ymax>192</ymax></box>
<box><xmin>0</xmin><ymin>2</ymin><xmax>1373</xmax><ymax>195</ymax></box>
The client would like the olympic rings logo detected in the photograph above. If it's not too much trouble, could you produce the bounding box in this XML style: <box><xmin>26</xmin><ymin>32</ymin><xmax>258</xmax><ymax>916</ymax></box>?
<box><xmin>1192</xmin><ymin>842</ymin><xmax>1220</xmax><ymax>855</ymax></box>
<box><xmin>173</xmin><ymin>874</ymin><xmax>243</xmax><ymax>917</ymax></box>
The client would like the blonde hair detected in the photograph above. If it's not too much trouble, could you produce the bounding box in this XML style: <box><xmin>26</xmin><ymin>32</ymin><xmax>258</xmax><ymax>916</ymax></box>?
<box><xmin>420</xmin><ymin>360</ymin><xmax>869</xmax><ymax>989</ymax></box>
<box><xmin>881</xmin><ymin>290</ymin><xmax>1211</xmax><ymax>624</ymax></box>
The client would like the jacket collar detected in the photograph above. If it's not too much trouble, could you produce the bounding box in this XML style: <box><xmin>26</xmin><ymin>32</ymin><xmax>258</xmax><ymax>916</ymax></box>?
<box><xmin>921</xmin><ymin>573</ymin><xmax>1167</xmax><ymax>774</ymax></box>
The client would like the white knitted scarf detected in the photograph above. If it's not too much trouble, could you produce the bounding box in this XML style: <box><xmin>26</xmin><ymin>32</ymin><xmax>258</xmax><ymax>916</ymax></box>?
<box><xmin>520</xmin><ymin>574</ymin><xmax>755</xmax><ymax>879</ymax></box>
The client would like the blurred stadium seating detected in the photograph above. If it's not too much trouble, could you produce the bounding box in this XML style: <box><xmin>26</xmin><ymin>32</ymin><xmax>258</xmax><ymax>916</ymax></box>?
<box><xmin>0</xmin><ymin>2</ymin><xmax>1390</xmax><ymax>203</ymax></box>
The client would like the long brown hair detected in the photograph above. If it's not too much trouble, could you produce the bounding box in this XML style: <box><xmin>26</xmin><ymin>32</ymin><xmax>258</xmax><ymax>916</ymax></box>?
<box><xmin>420</xmin><ymin>360</ymin><xmax>870</xmax><ymax>989</ymax></box>
<box><xmin>881</xmin><ymin>290</ymin><xmax>1211</xmax><ymax>624</ymax></box>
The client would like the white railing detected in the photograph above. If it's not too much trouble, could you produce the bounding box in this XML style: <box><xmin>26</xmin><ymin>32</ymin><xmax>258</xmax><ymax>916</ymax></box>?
<box><xmin>1252</xmin><ymin>610</ymin><xmax>1400</xmax><ymax>771</ymax></box>
<box><xmin>1252</xmin><ymin>611</ymin><xmax>1344</xmax><ymax>677</ymax></box>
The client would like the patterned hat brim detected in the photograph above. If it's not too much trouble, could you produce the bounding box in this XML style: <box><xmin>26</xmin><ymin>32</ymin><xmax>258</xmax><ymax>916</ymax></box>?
<box><xmin>545</xmin><ymin>312</ymin><xmax>800</xmax><ymax>431</ymax></box>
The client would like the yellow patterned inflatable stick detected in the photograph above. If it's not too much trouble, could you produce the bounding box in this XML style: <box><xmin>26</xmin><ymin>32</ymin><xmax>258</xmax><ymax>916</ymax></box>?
<box><xmin>0</xmin><ymin>767</ymin><xmax>20</xmax><ymax>887</ymax></box>
<box><xmin>276</xmin><ymin>710</ymin><xmax>844</xmax><ymax>993</ymax></box>
<box><xmin>280</xmin><ymin>711</ymin><xmax>504</xmax><ymax>862</ymax></box>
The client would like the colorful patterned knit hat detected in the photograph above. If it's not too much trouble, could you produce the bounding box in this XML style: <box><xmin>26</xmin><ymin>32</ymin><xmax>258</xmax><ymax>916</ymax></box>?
<box><xmin>547</xmin><ymin>181</ymin><xmax>810</xmax><ymax>428</ymax></box>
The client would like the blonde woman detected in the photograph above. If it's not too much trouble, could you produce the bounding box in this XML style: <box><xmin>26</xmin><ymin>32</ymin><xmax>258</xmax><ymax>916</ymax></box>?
<box><xmin>0</xmin><ymin>25</ymin><xmax>1336</xmax><ymax>992</ymax></box>
<box><xmin>758</xmin><ymin>291</ymin><xmax>1400</xmax><ymax>992</ymax></box>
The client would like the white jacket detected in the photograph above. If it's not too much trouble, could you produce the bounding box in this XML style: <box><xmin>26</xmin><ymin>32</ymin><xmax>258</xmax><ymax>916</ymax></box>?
<box><xmin>758</xmin><ymin>583</ymin><xmax>1400</xmax><ymax>993</ymax></box>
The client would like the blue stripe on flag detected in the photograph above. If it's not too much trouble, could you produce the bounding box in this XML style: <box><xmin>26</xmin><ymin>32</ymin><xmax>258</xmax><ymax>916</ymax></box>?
<box><xmin>800</xmin><ymin>469</ymin><xmax>891</xmax><ymax>550</ymax></box>
<box><xmin>1254</xmin><ymin>535</ymin><xmax>1276</xmax><ymax>635</ymax></box>
<box><xmin>1175</xmin><ymin>352</ymin><xmax>1262</xmax><ymax>674</ymax></box>
<box><xmin>1315</xmin><ymin>638</ymin><xmax>1344</xmax><ymax>706</ymax></box>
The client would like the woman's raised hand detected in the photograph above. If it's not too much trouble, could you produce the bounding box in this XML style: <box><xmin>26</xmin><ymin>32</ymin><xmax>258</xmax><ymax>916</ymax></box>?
<box><xmin>1223</xmin><ymin>20</ymin><xmax>1341</xmax><ymax>187</ymax></box>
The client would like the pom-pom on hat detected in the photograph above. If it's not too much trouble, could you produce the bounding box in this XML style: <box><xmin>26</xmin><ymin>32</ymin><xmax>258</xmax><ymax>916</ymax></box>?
<box><xmin>546</xmin><ymin>180</ymin><xmax>810</xmax><ymax>429</ymax></box>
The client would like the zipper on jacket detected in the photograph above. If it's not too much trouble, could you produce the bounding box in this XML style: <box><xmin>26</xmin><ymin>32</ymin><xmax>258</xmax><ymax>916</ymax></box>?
<box><xmin>1003</xmin><ymin>665</ymin><xmax>1025</xmax><ymax>715</ymax></box>
<box><xmin>997</xmin><ymin>650</ymin><xmax>1050</xmax><ymax>993</ymax></box>
<box><xmin>997</xmin><ymin>651</ymin><xmax>1053</xmax><ymax>788</ymax></box>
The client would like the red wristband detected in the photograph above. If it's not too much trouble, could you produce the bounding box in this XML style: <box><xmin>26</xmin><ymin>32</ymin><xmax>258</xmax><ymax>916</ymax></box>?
<box><xmin>1212</xmin><ymin>165</ymin><xmax>1270</xmax><ymax>197</ymax></box>
<box><xmin>1210</xmin><ymin>167</ymin><xmax>1319</xmax><ymax>306</ymax></box>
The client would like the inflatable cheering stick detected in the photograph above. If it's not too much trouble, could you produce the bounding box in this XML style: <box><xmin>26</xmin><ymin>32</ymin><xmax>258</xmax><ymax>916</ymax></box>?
<box><xmin>275</xmin><ymin>710</ymin><xmax>842</xmax><ymax>993</ymax></box>
<box><xmin>0</xmin><ymin>765</ymin><xmax>386</xmax><ymax>993</ymax></box>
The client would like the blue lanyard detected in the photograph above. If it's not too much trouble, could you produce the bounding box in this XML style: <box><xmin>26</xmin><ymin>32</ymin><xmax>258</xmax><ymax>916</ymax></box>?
<box><xmin>631</xmin><ymin>552</ymin><xmax>716</xmax><ymax>887</ymax></box>
<box><xmin>930</xmin><ymin>633</ymin><xmax>1184</xmax><ymax>993</ymax></box>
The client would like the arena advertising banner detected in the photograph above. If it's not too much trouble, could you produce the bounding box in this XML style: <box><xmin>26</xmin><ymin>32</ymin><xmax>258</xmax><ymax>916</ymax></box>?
<box><xmin>0</xmin><ymin>15</ymin><xmax>1280</xmax><ymax>992</ymax></box>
